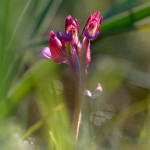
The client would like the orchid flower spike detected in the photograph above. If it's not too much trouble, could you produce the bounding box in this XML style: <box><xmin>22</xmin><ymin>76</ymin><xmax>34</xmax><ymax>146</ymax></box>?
<box><xmin>39</xmin><ymin>11</ymin><xmax>103</xmax><ymax>141</ymax></box>
<box><xmin>39</xmin><ymin>12</ymin><xmax>103</xmax><ymax>78</ymax></box>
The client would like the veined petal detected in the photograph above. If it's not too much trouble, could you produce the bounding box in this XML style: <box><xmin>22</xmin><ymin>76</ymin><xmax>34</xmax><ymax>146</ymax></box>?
<box><xmin>93</xmin><ymin>11</ymin><xmax>100</xmax><ymax>18</ymax></box>
<box><xmin>39</xmin><ymin>47</ymin><xmax>52</xmax><ymax>59</ymax></box>
<box><xmin>82</xmin><ymin>11</ymin><xmax>103</xmax><ymax>40</ymax></box>
<box><xmin>65</xmin><ymin>16</ymin><xmax>79</xmax><ymax>33</ymax></box>
<box><xmin>49</xmin><ymin>30</ymin><xmax>69</xmax><ymax>64</ymax></box>
<box><xmin>65</xmin><ymin>15</ymin><xmax>79</xmax><ymax>45</ymax></box>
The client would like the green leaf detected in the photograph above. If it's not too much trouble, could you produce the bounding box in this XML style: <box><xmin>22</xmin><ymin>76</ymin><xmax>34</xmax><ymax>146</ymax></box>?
<box><xmin>30</xmin><ymin>0</ymin><xmax>54</xmax><ymax>38</ymax></box>
<box><xmin>101</xmin><ymin>2</ymin><xmax>150</xmax><ymax>32</ymax></box>
<box><xmin>0</xmin><ymin>61</ymin><xmax>58</xmax><ymax>118</ymax></box>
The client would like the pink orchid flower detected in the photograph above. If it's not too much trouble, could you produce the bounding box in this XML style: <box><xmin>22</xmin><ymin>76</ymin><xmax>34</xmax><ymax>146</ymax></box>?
<box><xmin>57</xmin><ymin>15</ymin><xmax>79</xmax><ymax>46</ymax></box>
<box><xmin>82</xmin><ymin>11</ymin><xmax>103</xmax><ymax>40</ymax></box>
<box><xmin>39</xmin><ymin>12</ymin><xmax>103</xmax><ymax>140</ymax></box>
<box><xmin>39</xmin><ymin>11</ymin><xmax>103</xmax><ymax>79</ymax></box>
<box><xmin>39</xmin><ymin>31</ymin><xmax>69</xmax><ymax>64</ymax></box>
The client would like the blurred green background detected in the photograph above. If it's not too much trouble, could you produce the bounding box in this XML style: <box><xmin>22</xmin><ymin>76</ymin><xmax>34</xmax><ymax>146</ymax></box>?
<box><xmin>0</xmin><ymin>0</ymin><xmax>150</xmax><ymax>149</ymax></box>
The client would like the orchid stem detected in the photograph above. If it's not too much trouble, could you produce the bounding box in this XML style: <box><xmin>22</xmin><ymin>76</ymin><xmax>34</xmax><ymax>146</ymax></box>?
<box><xmin>72</xmin><ymin>63</ymin><xmax>87</xmax><ymax>140</ymax></box>
<box><xmin>72</xmin><ymin>101</ymin><xmax>82</xmax><ymax>140</ymax></box>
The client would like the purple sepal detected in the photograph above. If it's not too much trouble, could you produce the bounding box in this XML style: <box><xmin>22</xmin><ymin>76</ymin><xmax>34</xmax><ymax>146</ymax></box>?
<box><xmin>39</xmin><ymin>47</ymin><xmax>52</xmax><ymax>59</ymax></box>
<box><xmin>84</xmin><ymin>28</ymin><xmax>99</xmax><ymax>40</ymax></box>
<box><xmin>57</xmin><ymin>31</ymin><xmax>72</xmax><ymax>43</ymax></box>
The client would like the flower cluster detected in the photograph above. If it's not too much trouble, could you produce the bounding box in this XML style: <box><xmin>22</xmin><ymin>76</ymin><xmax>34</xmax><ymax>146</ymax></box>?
<box><xmin>39</xmin><ymin>12</ymin><xmax>103</xmax><ymax>80</ymax></box>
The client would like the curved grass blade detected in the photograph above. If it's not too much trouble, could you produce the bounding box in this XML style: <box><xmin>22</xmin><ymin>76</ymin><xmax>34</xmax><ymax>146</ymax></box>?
<box><xmin>31</xmin><ymin>0</ymin><xmax>63</xmax><ymax>38</ymax></box>
<box><xmin>101</xmin><ymin>2</ymin><xmax>150</xmax><ymax>32</ymax></box>
<box><xmin>94</xmin><ymin>24</ymin><xmax>150</xmax><ymax>43</ymax></box>
<box><xmin>7</xmin><ymin>0</ymin><xmax>32</xmax><ymax>49</ymax></box>
<box><xmin>104</xmin><ymin>0</ymin><xmax>141</xmax><ymax>19</ymax></box>
<box><xmin>30</xmin><ymin>0</ymin><xmax>54</xmax><ymax>38</ymax></box>
<box><xmin>49</xmin><ymin>131</ymin><xmax>59</xmax><ymax>150</ymax></box>
<box><xmin>0</xmin><ymin>61</ymin><xmax>57</xmax><ymax>118</ymax></box>
<box><xmin>23</xmin><ymin>103</ymin><xmax>64</xmax><ymax>139</ymax></box>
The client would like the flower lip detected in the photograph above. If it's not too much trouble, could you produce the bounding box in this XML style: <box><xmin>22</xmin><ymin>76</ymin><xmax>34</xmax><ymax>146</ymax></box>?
<box><xmin>57</xmin><ymin>30</ymin><xmax>72</xmax><ymax>43</ymax></box>
<box><xmin>39</xmin><ymin>47</ymin><xmax>52</xmax><ymax>59</ymax></box>
<box><xmin>84</xmin><ymin>28</ymin><xmax>99</xmax><ymax>40</ymax></box>
<box><xmin>82</xmin><ymin>11</ymin><xmax>103</xmax><ymax>40</ymax></box>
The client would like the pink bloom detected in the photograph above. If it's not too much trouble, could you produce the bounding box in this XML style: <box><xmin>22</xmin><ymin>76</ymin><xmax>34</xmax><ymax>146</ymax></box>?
<box><xmin>39</xmin><ymin>12</ymin><xmax>103</xmax><ymax>141</ymax></box>
<box><xmin>82</xmin><ymin>11</ymin><xmax>103</xmax><ymax>40</ymax></box>
<box><xmin>39</xmin><ymin>12</ymin><xmax>103</xmax><ymax>78</ymax></box>
<box><xmin>80</xmin><ymin>12</ymin><xmax>103</xmax><ymax>73</ymax></box>
<box><xmin>49</xmin><ymin>30</ymin><xmax>69</xmax><ymax>64</ymax></box>
<box><xmin>57</xmin><ymin>15</ymin><xmax>79</xmax><ymax>46</ymax></box>
<box><xmin>39</xmin><ymin>30</ymin><xmax>80</xmax><ymax>79</ymax></box>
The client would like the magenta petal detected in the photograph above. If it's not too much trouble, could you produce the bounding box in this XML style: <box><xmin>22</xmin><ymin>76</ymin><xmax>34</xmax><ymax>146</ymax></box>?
<box><xmin>65</xmin><ymin>15</ymin><xmax>79</xmax><ymax>31</ymax></box>
<box><xmin>82</xmin><ymin>11</ymin><xmax>102</xmax><ymax>40</ymax></box>
<box><xmin>65</xmin><ymin>15</ymin><xmax>79</xmax><ymax>45</ymax></box>
<box><xmin>99</xmin><ymin>16</ymin><xmax>103</xmax><ymax>24</ymax></box>
<box><xmin>49</xmin><ymin>30</ymin><xmax>69</xmax><ymax>64</ymax></box>
<box><xmin>93</xmin><ymin>11</ymin><xmax>100</xmax><ymax>18</ymax></box>
<box><xmin>39</xmin><ymin>47</ymin><xmax>52</xmax><ymax>59</ymax></box>
<box><xmin>50</xmin><ymin>30</ymin><xmax>55</xmax><ymax>37</ymax></box>
<box><xmin>86</xmin><ymin>45</ymin><xmax>91</xmax><ymax>66</ymax></box>
<box><xmin>81</xmin><ymin>37</ymin><xmax>90</xmax><ymax>74</ymax></box>
<box><xmin>74</xmin><ymin>19</ymin><xmax>79</xmax><ymax>28</ymax></box>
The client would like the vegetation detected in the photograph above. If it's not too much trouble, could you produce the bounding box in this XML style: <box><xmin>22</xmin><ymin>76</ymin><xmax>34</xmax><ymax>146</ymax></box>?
<box><xmin>0</xmin><ymin>0</ymin><xmax>150</xmax><ymax>149</ymax></box>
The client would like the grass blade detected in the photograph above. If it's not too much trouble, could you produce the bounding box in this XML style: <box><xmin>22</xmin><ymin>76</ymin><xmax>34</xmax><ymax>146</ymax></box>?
<box><xmin>101</xmin><ymin>2</ymin><xmax>150</xmax><ymax>32</ymax></box>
